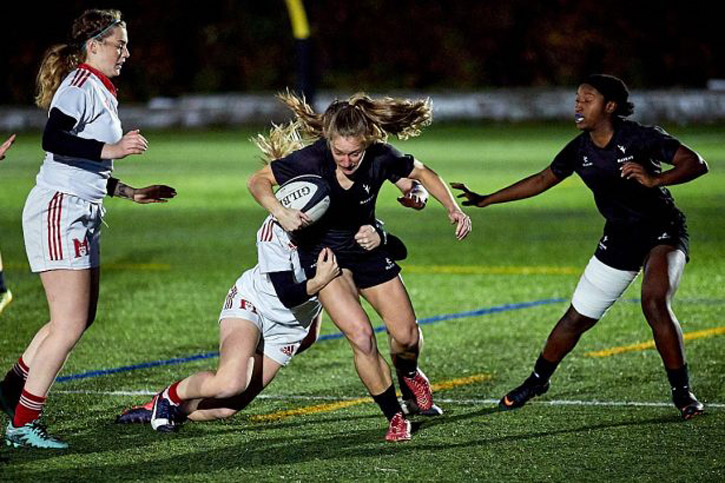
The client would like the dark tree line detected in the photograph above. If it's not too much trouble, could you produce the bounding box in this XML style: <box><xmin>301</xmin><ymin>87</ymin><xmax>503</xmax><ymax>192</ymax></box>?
<box><xmin>0</xmin><ymin>0</ymin><xmax>718</xmax><ymax>104</ymax></box>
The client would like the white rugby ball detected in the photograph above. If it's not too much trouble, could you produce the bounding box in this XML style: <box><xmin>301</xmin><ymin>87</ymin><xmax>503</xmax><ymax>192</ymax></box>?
<box><xmin>275</xmin><ymin>174</ymin><xmax>331</xmax><ymax>223</ymax></box>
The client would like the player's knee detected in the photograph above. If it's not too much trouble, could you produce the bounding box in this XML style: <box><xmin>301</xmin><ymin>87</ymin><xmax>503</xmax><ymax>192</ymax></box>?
<box><xmin>641</xmin><ymin>290</ymin><xmax>670</xmax><ymax>324</ymax></box>
<box><xmin>560</xmin><ymin>308</ymin><xmax>597</xmax><ymax>333</ymax></box>
<box><xmin>388</xmin><ymin>323</ymin><xmax>419</xmax><ymax>349</ymax></box>
<box><xmin>345</xmin><ymin>325</ymin><xmax>377</xmax><ymax>355</ymax></box>
<box><xmin>213</xmin><ymin>375</ymin><xmax>251</xmax><ymax>400</ymax></box>
<box><xmin>48</xmin><ymin>321</ymin><xmax>86</xmax><ymax>350</ymax></box>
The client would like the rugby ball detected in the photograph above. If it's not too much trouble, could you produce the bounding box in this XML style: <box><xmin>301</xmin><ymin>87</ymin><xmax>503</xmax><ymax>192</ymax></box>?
<box><xmin>275</xmin><ymin>174</ymin><xmax>331</xmax><ymax>223</ymax></box>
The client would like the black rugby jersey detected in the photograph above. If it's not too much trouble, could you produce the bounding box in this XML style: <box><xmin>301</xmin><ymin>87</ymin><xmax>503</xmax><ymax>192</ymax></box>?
<box><xmin>550</xmin><ymin>119</ymin><xmax>683</xmax><ymax>226</ymax></box>
<box><xmin>270</xmin><ymin>139</ymin><xmax>415</xmax><ymax>255</ymax></box>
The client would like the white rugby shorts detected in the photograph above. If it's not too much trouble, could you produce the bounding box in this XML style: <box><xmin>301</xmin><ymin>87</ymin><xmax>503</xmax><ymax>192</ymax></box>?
<box><xmin>22</xmin><ymin>186</ymin><xmax>103</xmax><ymax>272</ymax></box>
<box><xmin>571</xmin><ymin>256</ymin><xmax>639</xmax><ymax>319</ymax></box>
<box><xmin>219</xmin><ymin>272</ymin><xmax>310</xmax><ymax>366</ymax></box>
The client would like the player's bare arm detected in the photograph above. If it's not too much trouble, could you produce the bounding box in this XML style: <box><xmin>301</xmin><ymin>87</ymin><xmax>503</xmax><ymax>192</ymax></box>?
<box><xmin>0</xmin><ymin>134</ymin><xmax>16</xmax><ymax>160</ymax></box>
<box><xmin>621</xmin><ymin>145</ymin><xmax>708</xmax><ymax>188</ymax></box>
<box><xmin>407</xmin><ymin>160</ymin><xmax>471</xmax><ymax>240</ymax></box>
<box><xmin>451</xmin><ymin>166</ymin><xmax>562</xmax><ymax>208</ymax></box>
<box><xmin>109</xmin><ymin>177</ymin><xmax>176</xmax><ymax>203</ymax></box>
<box><xmin>248</xmin><ymin>164</ymin><xmax>311</xmax><ymax>231</ymax></box>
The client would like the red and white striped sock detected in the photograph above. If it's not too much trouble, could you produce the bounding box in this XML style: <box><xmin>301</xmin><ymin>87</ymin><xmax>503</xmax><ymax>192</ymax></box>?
<box><xmin>164</xmin><ymin>381</ymin><xmax>183</xmax><ymax>406</ymax></box>
<box><xmin>13</xmin><ymin>389</ymin><xmax>46</xmax><ymax>427</ymax></box>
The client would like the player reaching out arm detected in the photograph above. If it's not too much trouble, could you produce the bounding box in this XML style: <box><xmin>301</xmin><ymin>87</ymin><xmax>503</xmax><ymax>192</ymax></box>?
<box><xmin>0</xmin><ymin>9</ymin><xmax>175</xmax><ymax>450</ymax></box>
<box><xmin>452</xmin><ymin>74</ymin><xmax>708</xmax><ymax>420</ymax></box>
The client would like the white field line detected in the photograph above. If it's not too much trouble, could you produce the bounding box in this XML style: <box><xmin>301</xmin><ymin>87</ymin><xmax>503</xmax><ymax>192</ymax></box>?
<box><xmin>54</xmin><ymin>389</ymin><xmax>724</xmax><ymax>409</ymax></box>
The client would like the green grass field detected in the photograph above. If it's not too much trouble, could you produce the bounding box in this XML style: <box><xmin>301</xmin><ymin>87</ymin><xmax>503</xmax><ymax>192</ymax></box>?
<box><xmin>1</xmin><ymin>123</ymin><xmax>723</xmax><ymax>481</ymax></box>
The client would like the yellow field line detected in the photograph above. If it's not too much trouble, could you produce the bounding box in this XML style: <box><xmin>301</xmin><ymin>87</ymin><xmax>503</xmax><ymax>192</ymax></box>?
<box><xmin>403</xmin><ymin>265</ymin><xmax>578</xmax><ymax>275</ymax></box>
<box><xmin>250</xmin><ymin>373</ymin><xmax>493</xmax><ymax>422</ymax></box>
<box><xmin>585</xmin><ymin>326</ymin><xmax>725</xmax><ymax>358</ymax></box>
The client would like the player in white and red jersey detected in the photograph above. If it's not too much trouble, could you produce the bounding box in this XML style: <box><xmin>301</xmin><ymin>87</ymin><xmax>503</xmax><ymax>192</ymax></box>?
<box><xmin>114</xmin><ymin>215</ymin><xmax>340</xmax><ymax>430</ymax></box>
<box><xmin>0</xmin><ymin>9</ymin><xmax>175</xmax><ymax>450</ymax></box>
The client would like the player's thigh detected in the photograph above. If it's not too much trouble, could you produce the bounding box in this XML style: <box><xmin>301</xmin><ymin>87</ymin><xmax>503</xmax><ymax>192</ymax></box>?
<box><xmin>642</xmin><ymin>246</ymin><xmax>686</xmax><ymax>301</ymax></box>
<box><xmin>318</xmin><ymin>270</ymin><xmax>374</xmax><ymax>342</ymax></box>
<box><xmin>39</xmin><ymin>268</ymin><xmax>97</xmax><ymax>334</ymax></box>
<box><xmin>360</xmin><ymin>275</ymin><xmax>417</xmax><ymax>343</ymax></box>
<box><xmin>217</xmin><ymin>317</ymin><xmax>262</xmax><ymax>379</ymax></box>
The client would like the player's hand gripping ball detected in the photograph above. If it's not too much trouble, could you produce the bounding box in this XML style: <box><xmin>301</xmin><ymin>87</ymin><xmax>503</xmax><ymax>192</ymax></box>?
<box><xmin>275</xmin><ymin>174</ymin><xmax>331</xmax><ymax>224</ymax></box>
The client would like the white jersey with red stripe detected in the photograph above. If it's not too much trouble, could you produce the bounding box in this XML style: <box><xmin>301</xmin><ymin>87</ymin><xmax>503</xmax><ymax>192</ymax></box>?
<box><xmin>35</xmin><ymin>65</ymin><xmax>122</xmax><ymax>203</ymax></box>
<box><xmin>245</xmin><ymin>215</ymin><xmax>321</xmax><ymax>327</ymax></box>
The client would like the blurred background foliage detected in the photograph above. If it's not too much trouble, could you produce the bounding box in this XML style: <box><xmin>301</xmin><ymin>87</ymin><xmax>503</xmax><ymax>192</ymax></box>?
<box><xmin>0</xmin><ymin>0</ymin><xmax>720</xmax><ymax>104</ymax></box>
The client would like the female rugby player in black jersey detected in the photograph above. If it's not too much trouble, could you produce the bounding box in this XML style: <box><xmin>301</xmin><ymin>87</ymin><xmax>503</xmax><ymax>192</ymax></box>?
<box><xmin>248</xmin><ymin>93</ymin><xmax>471</xmax><ymax>441</ymax></box>
<box><xmin>452</xmin><ymin>74</ymin><xmax>709</xmax><ymax>419</ymax></box>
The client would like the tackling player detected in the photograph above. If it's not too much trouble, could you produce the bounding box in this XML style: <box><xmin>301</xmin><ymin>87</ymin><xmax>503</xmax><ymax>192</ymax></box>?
<box><xmin>452</xmin><ymin>74</ymin><xmax>708</xmax><ymax>419</ymax></box>
<box><xmin>116</xmin><ymin>122</ymin><xmax>426</xmax><ymax>433</ymax></box>
<box><xmin>0</xmin><ymin>9</ymin><xmax>175</xmax><ymax>449</ymax></box>
<box><xmin>248</xmin><ymin>93</ymin><xmax>471</xmax><ymax>441</ymax></box>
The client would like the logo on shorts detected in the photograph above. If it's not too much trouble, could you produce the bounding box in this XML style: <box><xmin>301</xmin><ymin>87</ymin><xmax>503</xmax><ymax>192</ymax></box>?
<box><xmin>385</xmin><ymin>257</ymin><xmax>395</xmax><ymax>270</ymax></box>
<box><xmin>73</xmin><ymin>238</ymin><xmax>89</xmax><ymax>258</ymax></box>
<box><xmin>657</xmin><ymin>232</ymin><xmax>671</xmax><ymax>240</ymax></box>
<box><xmin>280</xmin><ymin>345</ymin><xmax>296</xmax><ymax>357</ymax></box>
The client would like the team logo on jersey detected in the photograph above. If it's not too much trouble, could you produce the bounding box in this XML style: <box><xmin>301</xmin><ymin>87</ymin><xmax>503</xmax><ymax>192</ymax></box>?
<box><xmin>657</xmin><ymin>232</ymin><xmax>671</xmax><ymax>240</ymax></box>
<box><xmin>73</xmin><ymin>238</ymin><xmax>89</xmax><ymax>258</ymax></box>
<box><xmin>582</xmin><ymin>156</ymin><xmax>592</xmax><ymax>167</ymax></box>
<box><xmin>598</xmin><ymin>235</ymin><xmax>608</xmax><ymax>251</ymax></box>
<box><xmin>224</xmin><ymin>285</ymin><xmax>238</xmax><ymax>310</ymax></box>
<box><xmin>617</xmin><ymin>145</ymin><xmax>627</xmax><ymax>154</ymax></box>
<box><xmin>280</xmin><ymin>345</ymin><xmax>297</xmax><ymax>357</ymax></box>
<box><xmin>239</xmin><ymin>298</ymin><xmax>258</xmax><ymax>314</ymax></box>
<box><xmin>362</xmin><ymin>184</ymin><xmax>371</xmax><ymax>194</ymax></box>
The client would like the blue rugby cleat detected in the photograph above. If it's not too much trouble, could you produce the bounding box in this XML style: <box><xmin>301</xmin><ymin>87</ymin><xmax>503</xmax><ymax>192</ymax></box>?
<box><xmin>5</xmin><ymin>421</ymin><xmax>68</xmax><ymax>449</ymax></box>
<box><xmin>150</xmin><ymin>391</ymin><xmax>182</xmax><ymax>433</ymax></box>
<box><xmin>116</xmin><ymin>396</ymin><xmax>155</xmax><ymax>424</ymax></box>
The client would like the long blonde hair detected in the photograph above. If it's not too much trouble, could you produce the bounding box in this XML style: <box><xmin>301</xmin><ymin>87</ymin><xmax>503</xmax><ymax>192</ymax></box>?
<box><xmin>35</xmin><ymin>9</ymin><xmax>125</xmax><ymax>109</ymax></box>
<box><xmin>251</xmin><ymin>120</ymin><xmax>308</xmax><ymax>164</ymax></box>
<box><xmin>253</xmin><ymin>91</ymin><xmax>433</xmax><ymax>162</ymax></box>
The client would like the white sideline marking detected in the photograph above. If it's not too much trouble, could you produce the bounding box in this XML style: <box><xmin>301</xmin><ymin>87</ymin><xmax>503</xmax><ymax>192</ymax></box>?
<box><xmin>54</xmin><ymin>389</ymin><xmax>724</xmax><ymax>409</ymax></box>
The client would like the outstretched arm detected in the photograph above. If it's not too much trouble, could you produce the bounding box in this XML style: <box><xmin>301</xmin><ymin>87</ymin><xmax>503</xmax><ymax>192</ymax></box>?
<box><xmin>407</xmin><ymin>160</ymin><xmax>471</xmax><ymax>240</ymax></box>
<box><xmin>247</xmin><ymin>164</ymin><xmax>311</xmax><ymax>231</ymax></box>
<box><xmin>621</xmin><ymin>145</ymin><xmax>709</xmax><ymax>188</ymax></box>
<box><xmin>107</xmin><ymin>177</ymin><xmax>176</xmax><ymax>204</ymax></box>
<box><xmin>0</xmin><ymin>134</ymin><xmax>16</xmax><ymax>160</ymax></box>
<box><xmin>451</xmin><ymin>166</ymin><xmax>562</xmax><ymax>208</ymax></box>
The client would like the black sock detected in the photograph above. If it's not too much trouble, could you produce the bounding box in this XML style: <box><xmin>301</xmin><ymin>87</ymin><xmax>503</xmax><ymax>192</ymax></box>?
<box><xmin>666</xmin><ymin>364</ymin><xmax>690</xmax><ymax>392</ymax></box>
<box><xmin>372</xmin><ymin>385</ymin><xmax>402</xmax><ymax>421</ymax></box>
<box><xmin>392</xmin><ymin>354</ymin><xmax>417</xmax><ymax>378</ymax></box>
<box><xmin>533</xmin><ymin>354</ymin><xmax>559</xmax><ymax>382</ymax></box>
<box><xmin>0</xmin><ymin>271</ymin><xmax>6</xmax><ymax>293</ymax></box>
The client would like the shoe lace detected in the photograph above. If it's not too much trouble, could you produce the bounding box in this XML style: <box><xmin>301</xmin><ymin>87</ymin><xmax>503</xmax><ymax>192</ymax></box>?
<box><xmin>28</xmin><ymin>421</ymin><xmax>53</xmax><ymax>440</ymax></box>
